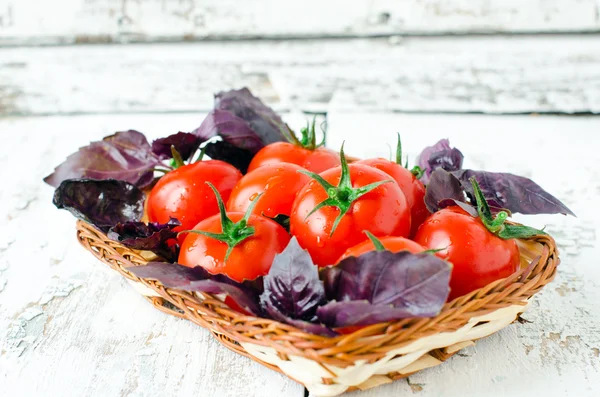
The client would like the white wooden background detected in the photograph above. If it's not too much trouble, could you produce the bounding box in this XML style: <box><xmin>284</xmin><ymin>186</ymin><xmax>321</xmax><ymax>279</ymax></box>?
<box><xmin>1</xmin><ymin>2</ymin><xmax>599</xmax><ymax>396</ymax></box>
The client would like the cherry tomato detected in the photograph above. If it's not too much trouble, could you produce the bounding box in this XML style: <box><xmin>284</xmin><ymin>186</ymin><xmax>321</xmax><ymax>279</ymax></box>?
<box><xmin>357</xmin><ymin>158</ymin><xmax>428</xmax><ymax>236</ymax></box>
<box><xmin>146</xmin><ymin>161</ymin><xmax>242</xmax><ymax>234</ymax></box>
<box><xmin>248</xmin><ymin>142</ymin><xmax>341</xmax><ymax>174</ymax></box>
<box><xmin>414</xmin><ymin>206</ymin><xmax>520</xmax><ymax>301</ymax></box>
<box><xmin>226</xmin><ymin>163</ymin><xmax>310</xmax><ymax>218</ymax></box>
<box><xmin>290</xmin><ymin>162</ymin><xmax>411</xmax><ymax>267</ymax></box>
<box><xmin>337</xmin><ymin>236</ymin><xmax>425</xmax><ymax>262</ymax></box>
<box><xmin>179</xmin><ymin>212</ymin><xmax>290</xmax><ymax>282</ymax></box>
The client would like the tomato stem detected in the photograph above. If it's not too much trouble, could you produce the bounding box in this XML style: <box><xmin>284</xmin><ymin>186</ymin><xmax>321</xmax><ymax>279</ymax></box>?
<box><xmin>278</xmin><ymin>116</ymin><xmax>326</xmax><ymax>150</ymax></box>
<box><xmin>470</xmin><ymin>177</ymin><xmax>546</xmax><ymax>239</ymax></box>
<box><xmin>410</xmin><ymin>166</ymin><xmax>424</xmax><ymax>179</ymax></box>
<box><xmin>170</xmin><ymin>145</ymin><xmax>185</xmax><ymax>168</ymax></box>
<box><xmin>299</xmin><ymin>143</ymin><xmax>393</xmax><ymax>236</ymax></box>
<box><xmin>194</xmin><ymin>145</ymin><xmax>207</xmax><ymax>163</ymax></box>
<box><xmin>395</xmin><ymin>132</ymin><xmax>403</xmax><ymax>165</ymax></box>
<box><xmin>364</xmin><ymin>231</ymin><xmax>385</xmax><ymax>252</ymax></box>
<box><xmin>395</xmin><ymin>133</ymin><xmax>422</xmax><ymax>178</ymax></box>
<box><xmin>153</xmin><ymin>166</ymin><xmax>173</xmax><ymax>174</ymax></box>
<box><xmin>422</xmin><ymin>247</ymin><xmax>447</xmax><ymax>255</ymax></box>
<box><xmin>182</xmin><ymin>182</ymin><xmax>260</xmax><ymax>261</ymax></box>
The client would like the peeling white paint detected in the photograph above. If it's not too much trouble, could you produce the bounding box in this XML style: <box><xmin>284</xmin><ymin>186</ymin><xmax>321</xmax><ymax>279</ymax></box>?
<box><xmin>0</xmin><ymin>0</ymin><xmax>599</xmax><ymax>46</ymax></box>
<box><xmin>38</xmin><ymin>278</ymin><xmax>83</xmax><ymax>305</ymax></box>
<box><xmin>2</xmin><ymin>36</ymin><xmax>600</xmax><ymax>116</ymax></box>
<box><xmin>5</xmin><ymin>306</ymin><xmax>46</xmax><ymax>357</ymax></box>
<box><xmin>0</xmin><ymin>259</ymin><xmax>8</xmax><ymax>293</ymax></box>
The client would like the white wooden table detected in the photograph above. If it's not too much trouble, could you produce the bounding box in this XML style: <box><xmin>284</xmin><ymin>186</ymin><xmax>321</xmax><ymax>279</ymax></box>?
<box><xmin>1</xmin><ymin>2</ymin><xmax>600</xmax><ymax>396</ymax></box>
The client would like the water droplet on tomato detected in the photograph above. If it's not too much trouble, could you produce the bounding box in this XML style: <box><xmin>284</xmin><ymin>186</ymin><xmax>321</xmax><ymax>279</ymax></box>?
<box><xmin>249</xmin><ymin>192</ymin><xmax>259</xmax><ymax>201</ymax></box>
<box><xmin>316</xmin><ymin>236</ymin><xmax>324</xmax><ymax>247</ymax></box>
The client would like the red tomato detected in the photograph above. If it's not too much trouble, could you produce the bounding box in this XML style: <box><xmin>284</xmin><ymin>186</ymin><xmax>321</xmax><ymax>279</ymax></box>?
<box><xmin>290</xmin><ymin>163</ymin><xmax>411</xmax><ymax>267</ymax></box>
<box><xmin>226</xmin><ymin>163</ymin><xmax>310</xmax><ymax>218</ymax></box>
<box><xmin>414</xmin><ymin>206</ymin><xmax>520</xmax><ymax>301</ymax></box>
<box><xmin>146</xmin><ymin>161</ymin><xmax>242</xmax><ymax>233</ymax></box>
<box><xmin>179</xmin><ymin>212</ymin><xmax>290</xmax><ymax>282</ymax></box>
<box><xmin>337</xmin><ymin>236</ymin><xmax>425</xmax><ymax>262</ymax></box>
<box><xmin>357</xmin><ymin>158</ymin><xmax>428</xmax><ymax>236</ymax></box>
<box><xmin>247</xmin><ymin>142</ymin><xmax>341</xmax><ymax>174</ymax></box>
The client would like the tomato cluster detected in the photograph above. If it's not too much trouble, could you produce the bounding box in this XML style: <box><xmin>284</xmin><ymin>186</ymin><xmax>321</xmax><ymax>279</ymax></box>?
<box><xmin>147</xmin><ymin>132</ymin><xmax>521</xmax><ymax>301</ymax></box>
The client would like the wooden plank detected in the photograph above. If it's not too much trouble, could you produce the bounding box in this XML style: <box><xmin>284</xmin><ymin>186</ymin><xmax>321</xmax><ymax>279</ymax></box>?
<box><xmin>326</xmin><ymin>111</ymin><xmax>600</xmax><ymax>397</ymax></box>
<box><xmin>2</xmin><ymin>35</ymin><xmax>600</xmax><ymax>117</ymax></box>
<box><xmin>0</xmin><ymin>114</ymin><xmax>305</xmax><ymax>397</ymax></box>
<box><xmin>1</xmin><ymin>0</ymin><xmax>600</xmax><ymax>46</ymax></box>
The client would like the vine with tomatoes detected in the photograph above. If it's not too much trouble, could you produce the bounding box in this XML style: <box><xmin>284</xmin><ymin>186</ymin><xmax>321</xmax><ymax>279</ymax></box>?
<box><xmin>45</xmin><ymin>88</ymin><xmax>574</xmax><ymax>335</ymax></box>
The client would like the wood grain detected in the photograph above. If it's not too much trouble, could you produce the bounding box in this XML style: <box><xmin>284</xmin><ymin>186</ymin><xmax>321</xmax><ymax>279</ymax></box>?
<box><xmin>1</xmin><ymin>0</ymin><xmax>599</xmax><ymax>46</ymax></box>
<box><xmin>2</xmin><ymin>35</ymin><xmax>600</xmax><ymax>117</ymax></box>
<box><xmin>1</xmin><ymin>111</ymin><xmax>599</xmax><ymax>396</ymax></box>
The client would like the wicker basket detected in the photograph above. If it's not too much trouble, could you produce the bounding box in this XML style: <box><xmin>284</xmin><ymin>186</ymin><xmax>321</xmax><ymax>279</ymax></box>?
<box><xmin>76</xmin><ymin>219</ymin><xmax>559</xmax><ymax>396</ymax></box>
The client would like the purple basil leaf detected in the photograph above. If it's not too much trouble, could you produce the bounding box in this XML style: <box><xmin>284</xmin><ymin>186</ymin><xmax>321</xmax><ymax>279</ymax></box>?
<box><xmin>204</xmin><ymin>140</ymin><xmax>254</xmax><ymax>173</ymax></box>
<box><xmin>318</xmin><ymin>251</ymin><xmax>451</xmax><ymax>328</ymax></box>
<box><xmin>417</xmin><ymin>139</ymin><xmax>464</xmax><ymax>184</ymax></box>
<box><xmin>53</xmin><ymin>179</ymin><xmax>145</xmax><ymax>232</ymax></box>
<box><xmin>192</xmin><ymin>88</ymin><xmax>287</xmax><ymax>154</ymax></box>
<box><xmin>424</xmin><ymin>169</ymin><xmax>466</xmax><ymax>213</ymax></box>
<box><xmin>128</xmin><ymin>262</ymin><xmax>261</xmax><ymax>315</ymax></box>
<box><xmin>107</xmin><ymin>218</ymin><xmax>181</xmax><ymax>262</ymax></box>
<box><xmin>317</xmin><ymin>301</ymin><xmax>422</xmax><ymax>328</ymax></box>
<box><xmin>151</xmin><ymin>132</ymin><xmax>203</xmax><ymax>161</ymax></box>
<box><xmin>452</xmin><ymin>169</ymin><xmax>575</xmax><ymax>216</ymax></box>
<box><xmin>279</xmin><ymin>318</ymin><xmax>337</xmax><ymax>337</ymax></box>
<box><xmin>438</xmin><ymin>199</ymin><xmax>479</xmax><ymax>217</ymax></box>
<box><xmin>44</xmin><ymin>130</ymin><xmax>160</xmax><ymax>188</ymax></box>
<box><xmin>194</xmin><ymin>109</ymin><xmax>264</xmax><ymax>153</ymax></box>
<box><xmin>260</xmin><ymin>237</ymin><xmax>326</xmax><ymax>322</ymax></box>
<box><xmin>215</xmin><ymin>88</ymin><xmax>287</xmax><ymax>147</ymax></box>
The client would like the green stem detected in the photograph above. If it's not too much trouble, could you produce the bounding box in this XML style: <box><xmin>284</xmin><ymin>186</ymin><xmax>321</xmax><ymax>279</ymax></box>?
<box><xmin>395</xmin><ymin>132</ymin><xmax>402</xmax><ymax>165</ymax></box>
<box><xmin>364</xmin><ymin>231</ymin><xmax>385</xmax><ymax>252</ymax></box>
<box><xmin>410</xmin><ymin>166</ymin><xmax>424</xmax><ymax>179</ymax></box>
<box><xmin>300</xmin><ymin>143</ymin><xmax>393</xmax><ymax>236</ymax></box>
<box><xmin>171</xmin><ymin>145</ymin><xmax>185</xmax><ymax>169</ymax></box>
<box><xmin>469</xmin><ymin>177</ymin><xmax>546</xmax><ymax>240</ymax></box>
<box><xmin>153</xmin><ymin>167</ymin><xmax>172</xmax><ymax>174</ymax></box>
<box><xmin>422</xmin><ymin>247</ymin><xmax>447</xmax><ymax>255</ymax></box>
<box><xmin>278</xmin><ymin>116</ymin><xmax>326</xmax><ymax>150</ymax></box>
<box><xmin>194</xmin><ymin>145</ymin><xmax>208</xmax><ymax>163</ymax></box>
<box><xmin>181</xmin><ymin>182</ymin><xmax>261</xmax><ymax>261</ymax></box>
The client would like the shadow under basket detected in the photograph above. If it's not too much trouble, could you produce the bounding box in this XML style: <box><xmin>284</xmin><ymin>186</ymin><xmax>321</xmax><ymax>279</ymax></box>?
<box><xmin>76</xmin><ymin>220</ymin><xmax>559</xmax><ymax>397</ymax></box>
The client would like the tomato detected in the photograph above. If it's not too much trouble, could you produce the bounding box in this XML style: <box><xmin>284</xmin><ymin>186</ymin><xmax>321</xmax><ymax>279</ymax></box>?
<box><xmin>337</xmin><ymin>236</ymin><xmax>425</xmax><ymax>262</ymax></box>
<box><xmin>146</xmin><ymin>160</ymin><xmax>242</xmax><ymax>234</ymax></box>
<box><xmin>248</xmin><ymin>142</ymin><xmax>341</xmax><ymax>174</ymax></box>
<box><xmin>290</xmin><ymin>151</ymin><xmax>411</xmax><ymax>267</ymax></box>
<box><xmin>178</xmin><ymin>182</ymin><xmax>291</xmax><ymax>283</ymax></box>
<box><xmin>357</xmin><ymin>158</ymin><xmax>428</xmax><ymax>236</ymax></box>
<box><xmin>413</xmin><ymin>206</ymin><xmax>520</xmax><ymax>301</ymax></box>
<box><xmin>227</xmin><ymin>163</ymin><xmax>310</xmax><ymax>218</ymax></box>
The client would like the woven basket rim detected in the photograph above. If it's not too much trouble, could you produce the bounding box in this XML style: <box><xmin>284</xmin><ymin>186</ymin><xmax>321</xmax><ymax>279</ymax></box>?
<box><xmin>76</xmin><ymin>219</ymin><xmax>559</xmax><ymax>368</ymax></box>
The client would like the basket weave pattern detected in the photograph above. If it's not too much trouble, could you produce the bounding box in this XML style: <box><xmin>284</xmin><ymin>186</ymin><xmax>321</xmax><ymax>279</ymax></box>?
<box><xmin>76</xmin><ymin>220</ymin><xmax>559</xmax><ymax>396</ymax></box>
